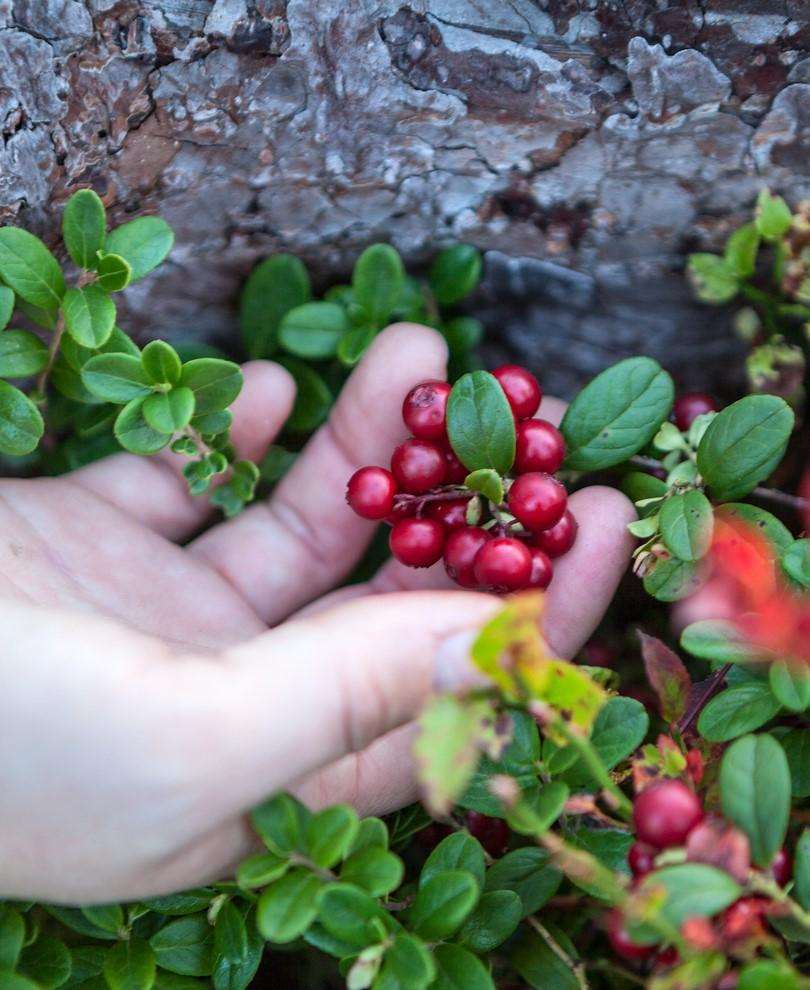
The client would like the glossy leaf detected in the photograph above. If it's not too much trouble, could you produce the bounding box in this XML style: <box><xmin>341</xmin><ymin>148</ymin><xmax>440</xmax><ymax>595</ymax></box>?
<box><xmin>235</xmin><ymin>851</ymin><xmax>289</xmax><ymax>889</ymax></box>
<box><xmin>0</xmin><ymin>285</ymin><xmax>14</xmax><ymax>331</ymax></box>
<box><xmin>81</xmin><ymin>904</ymin><xmax>124</xmax><ymax>934</ymax></box>
<box><xmin>82</xmin><ymin>353</ymin><xmax>151</xmax><ymax>402</ymax></box>
<box><xmin>0</xmin><ymin>329</ymin><xmax>48</xmax><ymax>377</ymax></box>
<box><xmin>680</xmin><ymin>619</ymin><xmax>764</xmax><ymax>664</ymax></box>
<box><xmin>63</xmin><ymin>189</ymin><xmax>106</xmax><ymax>269</ymax></box>
<box><xmin>374</xmin><ymin>934</ymin><xmax>435</xmax><ymax>990</ymax></box>
<box><xmin>698</xmin><ymin>681</ymin><xmax>781</xmax><ymax>742</ymax></box>
<box><xmin>687</xmin><ymin>253</ymin><xmax>739</xmax><ymax>303</ymax></box>
<box><xmin>340</xmin><ymin>847</ymin><xmax>403</xmax><ymax>897</ymax></box>
<box><xmin>781</xmin><ymin>729</ymin><xmax>810</xmax><ymax>798</ymax></box>
<box><xmin>562</xmin><ymin>697</ymin><xmax>648</xmax><ymax>787</ymax></box>
<box><xmin>659</xmin><ymin>490</ymin><xmax>713</xmax><ymax>562</ymax></box>
<box><xmin>408</xmin><ymin>870</ymin><xmax>479</xmax><ymax>940</ymax></box>
<box><xmin>102</xmin><ymin>939</ymin><xmax>156</xmax><ymax>990</ymax></box>
<box><xmin>278</xmin><ymin>302</ymin><xmax>349</xmax><ymax>359</ymax></box>
<box><xmin>317</xmin><ymin>883</ymin><xmax>389</xmax><ymax>952</ymax></box>
<box><xmin>337</xmin><ymin>325</ymin><xmax>376</xmax><ymax>367</ymax></box>
<box><xmin>250</xmin><ymin>792</ymin><xmax>310</xmax><ymax>856</ymax></box>
<box><xmin>420</xmin><ymin>832</ymin><xmax>485</xmax><ymax>891</ymax></box>
<box><xmin>431</xmin><ymin>944</ymin><xmax>494</xmax><ymax>990</ymax></box>
<box><xmin>0</xmin><ymin>381</ymin><xmax>44</xmax><ymax>455</ymax></box>
<box><xmin>643</xmin><ymin>556</ymin><xmax>701</xmax><ymax>602</ymax></box>
<box><xmin>179</xmin><ymin>359</ymin><xmax>242</xmax><ymax>416</ymax></box>
<box><xmin>18</xmin><ymin>934</ymin><xmax>72</xmax><ymax>990</ymax></box>
<box><xmin>795</xmin><ymin>830</ymin><xmax>810</xmax><ymax>910</ymax></box>
<box><xmin>484</xmin><ymin>847</ymin><xmax>562</xmax><ymax>916</ymax></box>
<box><xmin>781</xmin><ymin>539</ymin><xmax>810</xmax><ymax>589</ymax></box>
<box><xmin>0</xmin><ymin>227</ymin><xmax>65</xmax><ymax>309</ymax></box>
<box><xmin>352</xmin><ymin>243</ymin><xmax>404</xmax><ymax>325</ymax></box>
<box><xmin>715</xmin><ymin>502</ymin><xmax>794</xmax><ymax>554</ymax></box>
<box><xmin>240</xmin><ymin>254</ymin><xmax>311</xmax><ymax>359</ymax></box>
<box><xmin>115</xmin><ymin>398</ymin><xmax>172</xmax><ymax>455</ymax></box>
<box><xmin>429</xmin><ymin>245</ymin><xmax>482</xmax><ymax>305</ymax></box>
<box><xmin>256</xmin><ymin>869</ymin><xmax>322</xmax><ymax>944</ymax></box>
<box><xmin>106</xmin><ymin>216</ymin><xmax>174</xmax><ymax>282</ymax></box>
<box><xmin>509</xmin><ymin>926</ymin><xmax>580</xmax><ymax>990</ymax></box>
<box><xmin>96</xmin><ymin>253</ymin><xmax>132</xmax><ymax>292</ymax></box>
<box><xmin>142</xmin><ymin>340</ymin><xmax>181</xmax><ymax>385</ymax></box>
<box><xmin>447</xmin><ymin>370</ymin><xmax>515</xmax><ymax>474</ymax></box>
<box><xmin>149</xmin><ymin>915</ymin><xmax>214</xmax><ymax>977</ymax></box>
<box><xmin>213</xmin><ymin>902</ymin><xmax>247</xmax><ymax>965</ymax></box>
<box><xmin>305</xmin><ymin>804</ymin><xmax>360</xmax><ymax>868</ymax></box>
<box><xmin>0</xmin><ymin>907</ymin><xmax>24</xmax><ymax>970</ymax></box>
<box><xmin>457</xmin><ymin>890</ymin><xmax>522</xmax><ymax>953</ymax></box>
<box><xmin>62</xmin><ymin>284</ymin><xmax>116</xmax><ymax>348</ymax></box>
<box><xmin>464</xmin><ymin>468</ymin><xmax>503</xmax><ymax>505</ymax></box>
<box><xmin>769</xmin><ymin>662</ymin><xmax>810</xmax><ymax>712</ymax></box>
<box><xmin>640</xmin><ymin>864</ymin><xmax>740</xmax><ymax>927</ymax></box>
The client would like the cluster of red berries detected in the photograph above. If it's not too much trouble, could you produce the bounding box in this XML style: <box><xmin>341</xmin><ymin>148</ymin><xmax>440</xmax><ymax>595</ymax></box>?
<box><xmin>607</xmin><ymin>779</ymin><xmax>792</xmax><ymax>971</ymax></box>
<box><xmin>346</xmin><ymin>365</ymin><xmax>578</xmax><ymax>592</ymax></box>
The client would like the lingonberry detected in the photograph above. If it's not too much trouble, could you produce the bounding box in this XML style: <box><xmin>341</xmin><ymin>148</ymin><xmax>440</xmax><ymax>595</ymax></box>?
<box><xmin>444</xmin><ymin>526</ymin><xmax>490</xmax><ymax>588</ymax></box>
<box><xmin>673</xmin><ymin>392</ymin><xmax>717</xmax><ymax>431</ymax></box>
<box><xmin>716</xmin><ymin>974</ymin><xmax>739</xmax><ymax>990</ymax></box>
<box><xmin>526</xmin><ymin>546</ymin><xmax>553</xmax><ymax>589</ymax></box>
<box><xmin>653</xmin><ymin>946</ymin><xmax>679</xmax><ymax>969</ymax></box>
<box><xmin>721</xmin><ymin>898</ymin><xmax>766</xmax><ymax>941</ymax></box>
<box><xmin>514</xmin><ymin>419</ymin><xmax>565</xmax><ymax>474</ymax></box>
<box><xmin>466</xmin><ymin>811</ymin><xmax>510</xmax><ymax>857</ymax></box>
<box><xmin>427</xmin><ymin>497</ymin><xmax>470</xmax><ymax>530</ymax></box>
<box><xmin>507</xmin><ymin>472</ymin><xmax>567</xmax><ymax>532</ymax></box>
<box><xmin>581</xmin><ymin>639</ymin><xmax>616</xmax><ymax>668</ymax></box>
<box><xmin>442</xmin><ymin>445</ymin><xmax>468</xmax><ymax>485</ymax></box>
<box><xmin>415</xmin><ymin>822</ymin><xmax>453</xmax><ymax>850</ymax></box>
<box><xmin>391</xmin><ymin>438</ymin><xmax>446</xmax><ymax>494</ymax></box>
<box><xmin>402</xmin><ymin>380</ymin><xmax>451</xmax><ymax>440</ymax></box>
<box><xmin>474</xmin><ymin>537</ymin><xmax>532</xmax><ymax>592</ymax></box>
<box><xmin>770</xmin><ymin>847</ymin><xmax>792</xmax><ymax>886</ymax></box>
<box><xmin>492</xmin><ymin>364</ymin><xmax>542</xmax><ymax>420</ymax></box>
<box><xmin>633</xmin><ymin>780</ymin><xmax>704</xmax><ymax>849</ymax></box>
<box><xmin>534</xmin><ymin>509</ymin><xmax>578</xmax><ymax>557</ymax></box>
<box><xmin>346</xmin><ymin>466</ymin><xmax>398</xmax><ymax>520</ymax></box>
<box><xmin>628</xmin><ymin>841</ymin><xmax>658</xmax><ymax>879</ymax></box>
<box><xmin>389</xmin><ymin>517</ymin><xmax>445</xmax><ymax>567</ymax></box>
<box><xmin>605</xmin><ymin>910</ymin><xmax>656</xmax><ymax>961</ymax></box>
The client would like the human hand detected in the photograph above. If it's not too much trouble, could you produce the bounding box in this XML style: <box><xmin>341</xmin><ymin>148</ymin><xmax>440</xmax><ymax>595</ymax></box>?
<box><xmin>0</xmin><ymin>324</ymin><xmax>634</xmax><ymax>903</ymax></box>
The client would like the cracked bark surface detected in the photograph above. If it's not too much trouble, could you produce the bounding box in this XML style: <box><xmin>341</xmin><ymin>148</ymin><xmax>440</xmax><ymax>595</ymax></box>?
<box><xmin>0</xmin><ymin>0</ymin><xmax>808</xmax><ymax>397</ymax></box>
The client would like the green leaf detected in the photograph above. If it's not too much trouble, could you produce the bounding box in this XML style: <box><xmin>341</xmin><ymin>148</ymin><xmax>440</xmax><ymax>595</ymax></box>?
<box><xmin>374</xmin><ymin>934</ymin><xmax>435</xmax><ymax>990</ymax></box>
<box><xmin>62</xmin><ymin>284</ymin><xmax>116</xmax><ymax>348</ymax></box>
<box><xmin>0</xmin><ymin>974</ymin><xmax>42</xmax><ymax>990</ymax></box>
<box><xmin>236</xmin><ymin>851</ymin><xmax>289</xmax><ymax>889</ymax></box>
<box><xmin>640</xmin><ymin>864</ymin><xmax>740</xmax><ymax>927</ymax></box>
<box><xmin>569</xmin><ymin>828</ymin><xmax>633</xmax><ymax>874</ymax></box>
<box><xmin>769</xmin><ymin>662</ymin><xmax>810</xmax><ymax>712</ymax></box>
<box><xmin>340</xmin><ymin>847</ymin><xmax>404</xmax><ymax>897</ymax></box>
<box><xmin>0</xmin><ymin>285</ymin><xmax>14</xmax><ymax>330</ymax></box>
<box><xmin>680</xmin><ymin>619</ymin><xmax>763</xmax><ymax>664</ymax></box>
<box><xmin>65</xmin><ymin>945</ymin><xmax>106</xmax><ymax>987</ymax></box>
<box><xmin>141</xmin><ymin>891</ymin><xmax>215</xmax><ymax>917</ymax></box>
<box><xmin>724</xmin><ymin>222</ymin><xmax>760</xmax><ymax>278</ymax></box>
<box><xmin>429</xmin><ymin>245</ymin><xmax>482</xmax><ymax>306</ymax></box>
<box><xmin>317</xmin><ymin>883</ymin><xmax>390</xmax><ymax>952</ymax></box>
<box><xmin>43</xmin><ymin>906</ymin><xmax>117</xmax><ymax>941</ymax></box>
<box><xmin>755</xmin><ymin>189</ymin><xmax>793</xmax><ymax>242</ymax></box>
<box><xmin>715</xmin><ymin>502</ymin><xmax>794</xmax><ymax>554</ymax></box>
<box><xmin>484</xmin><ymin>847</ymin><xmax>561</xmax><ymax>916</ymax></box>
<box><xmin>658</xmin><ymin>490</ymin><xmax>713</xmax><ymax>562</ymax></box>
<box><xmin>781</xmin><ymin>539</ymin><xmax>810</xmax><ymax>589</ymax></box>
<box><xmin>446</xmin><ymin>370</ymin><xmax>515</xmax><ymax>474</ymax></box>
<box><xmin>240</xmin><ymin>254</ymin><xmax>311</xmax><ymax>359</ymax></box>
<box><xmin>142</xmin><ymin>388</ymin><xmax>195</xmax><ymax>433</ymax></box>
<box><xmin>461</xmin><ymin>710</ymin><xmax>540</xmax><ymax>816</ymax></box>
<box><xmin>0</xmin><ymin>227</ymin><xmax>65</xmax><ymax>309</ymax></box>
<box><xmin>102</xmin><ymin>939</ymin><xmax>155</xmax><ymax>990</ymax></box>
<box><xmin>464</xmin><ymin>469</ymin><xmax>503</xmax><ymax>505</ymax></box>
<box><xmin>81</xmin><ymin>904</ymin><xmax>124</xmax><ymax>934</ymax></box>
<box><xmin>457</xmin><ymin>889</ymin><xmax>522</xmax><ymax>953</ymax></box>
<box><xmin>179</xmin><ymin>359</ymin><xmax>242</xmax><ymax>416</ymax></box>
<box><xmin>278</xmin><ymin>302</ymin><xmax>349</xmax><ymax>359</ymax></box>
<box><xmin>256</xmin><ymin>869</ymin><xmax>321</xmax><ymax>943</ymax></box>
<box><xmin>442</xmin><ymin>316</ymin><xmax>483</xmax><ymax>354</ymax></box>
<box><xmin>142</xmin><ymin>340</ymin><xmax>181</xmax><ymax>385</ymax></box>
<box><xmin>106</xmin><ymin>216</ymin><xmax>173</xmax><ymax>282</ymax></box>
<box><xmin>509</xmin><ymin>926</ymin><xmax>580</xmax><ymax>990</ymax></box>
<box><xmin>795</xmin><ymin>830</ymin><xmax>810</xmax><ymax>909</ymax></box>
<box><xmin>409</xmin><ymin>870</ymin><xmax>479</xmax><ymax>940</ymax></box>
<box><xmin>250</xmin><ymin>792</ymin><xmax>310</xmax><ymax>856</ymax></box>
<box><xmin>561</xmin><ymin>697</ymin><xmax>648</xmax><ymax>787</ymax></box>
<box><xmin>18</xmin><ymin>934</ymin><xmax>72</xmax><ymax>989</ymax></box>
<box><xmin>337</xmin><ymin>325</ymin><xmax>376</xmax><ymax>367</ymax></box>
<box><xmin>643</xmin><ymin>556</ymin><xmax>701</xmax><ymax>602</ymax></box>
<box><xmin>421</xmin><ymin>832</ymin><xmax>486</xmax><ymax>891</ymax></box>
<box><xmin>561</xmin><ymin>357</ymin><xmax>674</xmax><ymax>471</ymax></box>
<box><xmin>352</xmin><ymin>244</ymin><xmax>404</xmax><ymax>325</ymax></box>
<box><xmin>620</xmin><ymin>470</ymin><xmax>668</xmax><ymax>509</ymax></box>
<box><xmin>720</xmin><ymin>733</ymin><xmax>791</xmax><ymax>866</ymax></box>
<box><xmin>63</xmin><ymin>189</ymin><xmax>106</xmax><ymax>269</ymax></box>
<box><xmin>0</xmin><ymin>329</ymin><xmax>48</xmax><ymax>377</ymax></box>
<box><xmin>305</xmin><ymin>804</ymin><xmax>360</xmax><ymax>869</ymax></box>
<box><xmin>739</xmin><ymin>959</ymin><xmax>800</xmax><ymax>990</ymax></box>
<box><xmin>154</xmin><ymin>975</ymin><xmax>206</xmax><ymax>990</ymax></box>
<box><xmin>431</xmin><ymin>944</ymin><xmax>494</xmax><ymax>990</ymax></box>
<box><xmin>96</xmin><ymin>253</ymin><xmax>132</xmax><ymax>292</ymax></box>
<box><xmin>697</xmin><ymin>395</ymin><xmax>794</xmax><ymax>501</ymax></box>
<box><xmin>505</xmin><ymin>782</ymin><xmax>569</xmax><ymax>836</ymax></box>
<box><xmin>349</xmin><ymin>818</ymin><xmax>389</xmax><ymax>855</ymax></box>
<box><xmin>211</xmin><ymin>909</ymin><xmax>263</xmax><ymax>990</ymax></box>
<box><xmin>0</xmin><ymin>381</ymin><xmax>44</xmax><ymax>455</ymax></box>
<box><xmin>781</xmin><ymin>729</ymin><xmax>810</xmax><ymax>798</ymax></box>
<box><xmin>115</xmin><ymin>398</ymin><xmax>172</xmax><ymax>454</ymax></box>
<box><xmin>698</xmin><ymin>682</ymin><xmax>781</xmax><ymax>741</ymax></box>
<box><xmin>149</xmin><ymin>915</ymin><xmax>214</xmax><ymax>977</ymax></box>
<box><xmin>82</xmin><ymin>353</ymin><xmax>151</xmax><ymax>402</ymax></box>
<box><xmin>276</xmin><ymin>357</ymin><xmax>332</xmax><ymax>433</ymax></box>
<box><xmin>214</xmin><ymin>902</ymin><xmax>247</xmax><ymax>965</ymax></box>
<box><xmin>687</xmin><ymin>253</ymin><xmax>739</xmax><ymax>303</ymax></box>
<box><xmin>0</xmin><ymin>907</ymin><xmax>25</xmax><ymax>970</ymax></box>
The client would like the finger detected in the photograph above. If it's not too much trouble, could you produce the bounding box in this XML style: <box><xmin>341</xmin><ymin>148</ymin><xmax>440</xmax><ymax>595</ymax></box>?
<box><xmin>70</xmin><ymin>361</ymin><xmax>295</xmax><ymax>542</ymax></box>
<box><xmin>537</xmin><ymin>395</ymin><xmax>567</xmax><ymax>428</ymax></box>
<box><xmin>190</xmin><ymin>324</ymin><xmax>448</xmax><ymax>622</ymax></box>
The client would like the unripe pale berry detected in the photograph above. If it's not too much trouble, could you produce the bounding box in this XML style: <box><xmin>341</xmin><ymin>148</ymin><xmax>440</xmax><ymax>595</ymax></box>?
<box><xmin>534</xmin><ymin>509</ymin><xmax>578</xmax><ymax>557</ymax></box>
<box><xmin>402</xmin><ymin>380</ymin><xmax>451</xmax><ymax>440</ymax></box>
<box><xmin>673</xmin><ymin>392</ymin><xmax>717</xmax><ymax>431</ymax></box>
<box><xmin>346</xmin><ymin>466</ymin><xmax>398</xmax><ymax>520</ymax></box>
<box><xmin>507</xmin><ymin>472</ymin><xmax>567</xmax><ymax>532</ymax></box>
<box><xmin>514</xmin><ymin>419</ymin><xmax>565</xmax><ymax>474</ymax></box>
<box><xmin>444</xmin><ymin>526</ymin><xmax>490</xmax><ymax>588</ymax></box>
<box><xmin>389</xmin><ymin>517</ymin><xmax>445</xmax><ymax>568</ymax></box>
<box><xmin>492</xmin><ymin>364</ymin><xmax>542</xmax><ymax>420</ymax></box>
<box><xmin>391</xmin><ymin>438</ymin><xmax>446</xmax><ymax>494</ymax></box>
<box><xmin>527</xmin><ymin>546</ymin><xmax>553</xmax><ymax>589</ymax></box>
<box><xmin>633</xmin><ymin>780</ymin><xmax>703</xmax><ymax>849</ymax></box>
<box><xmin>473</xmin><ymin>537</ymin><xmax>532</xmax><ymax>592</ymax></box>
<box><xmin>427</xmin><ymin>497</ymin><xmax>470</xmax><ymax>530</ymax></box>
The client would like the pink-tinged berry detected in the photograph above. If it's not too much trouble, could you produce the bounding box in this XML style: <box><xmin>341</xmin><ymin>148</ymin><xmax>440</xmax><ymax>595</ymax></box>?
<box><xmin>673</xmin><ymin>392</ymin><xmax>717</xmax><ymax>431</ymax></box>
<box><xmin>466</xmin><ymin>811</ymin><xmax>510</xmax><ymax>857</ymax></box>
<box><xmin>721</xmin><ymin>898</ymin><xmax>766</xmax><ymax>941</ymax></box>
<box><xmin>389</xmin><ymin>517</ymin><xmax>445</xmax><ymax>567</ymax></box>
<box><xmin>492</xmin><ymin>364</ymin><xmax>542</xmax><ymax>420</ymax></box>
<box><xmin>473</xmin><ymin>537</ymin><xmax>532</xmax><ymax>592</ymax></box>
<box><xmin>770</xmin><ymin>847</ymin><xmax>792</xmax><ymax>887</ymax></box>
<box><xmin>514</xmin><ymin>419</ymin><xmax>565</xmax><ymax>474</ymax></box>
<box><xmin>534</xmin><ymin>509</ymin><xmax>578</xmax><ymax>557</ymax></box>
<box><xmin>526</xmin><ymin>547</ymin><xmax>553</xmax><ymax>589</ymax></box>
<box><xmin>443</xmin><ymin>527</ymin><xmax>490</xmax><ymax>588</ymax></box>
<box><xmin>442</xmin><ymin>445</ymin><xmax>469</xmax><ymax>485</ymax></box>
<box><xmin>391</xmin><ymin>438</ymin><xmax>446</xmax><ymax>494</ymax></box>
<box><xmin>427</xmin><ymin>497</ymin><xmax>471</xmax><ymax>530</ymax></box>
<box><xmin>507</xmin><ymin>472</ymin><xmax>567</xmax><ymax>532</ymax></box>
<box><xmin>346</xmin><ymin>466</ymin><xmax>398</xmax><ymax>520</ymax></box>
<box><xmin>633</xmin><ymin>780</ymin><xmax>704</xmax><ymax>849</ymax></box>
<box><xmin>402</xmin><ymin>380</ymin><xmax>451</xmax><ymax>440</ymax></box>
<box><xmin>606</xmin><ymin>910</ymin><xmax>656</xmax><ymax>961</ymax></box>
<box><xmin>628</xmin><ymin>841</ymin><xmax>657</xmax><ymax>878</ymax></box>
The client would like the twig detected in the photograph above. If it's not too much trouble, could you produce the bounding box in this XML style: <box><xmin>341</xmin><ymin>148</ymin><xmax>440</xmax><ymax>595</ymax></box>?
<box><xmin>527</xmin><ymin>916</ymin><xmax>589</xmax><ymax>990</ymax></box>
<box><xmin>554</xmin><ymin>720</ymin><xmax>633</xmax><ymax>821</ymax></box>
<box><xmin>35</xmin><ymin>311</ymin><xmax>65</xmax><ymax>397</ymax></box>
<box><xmin>676</xmin><ymin>664</ymin><xmax>731</xmax><ymax>736</ymax></box>
<box><xmin>587</xmin><ymin>959</ymin><xmax>646</xmax><ymax>987</ymax></box>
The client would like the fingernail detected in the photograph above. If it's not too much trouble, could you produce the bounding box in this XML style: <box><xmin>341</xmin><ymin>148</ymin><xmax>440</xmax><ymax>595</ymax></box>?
<box><xmin>434</xmin><ymin>630</ymin><xmax>490</xmax><ymax>693</ymax></box>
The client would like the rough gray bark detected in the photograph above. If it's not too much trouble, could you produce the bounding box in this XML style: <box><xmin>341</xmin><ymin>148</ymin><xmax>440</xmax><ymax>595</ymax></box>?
<box><xmin>0</xmin><ymin>0</ymin><xmax>808</xmax><ymax>397</ymax></box>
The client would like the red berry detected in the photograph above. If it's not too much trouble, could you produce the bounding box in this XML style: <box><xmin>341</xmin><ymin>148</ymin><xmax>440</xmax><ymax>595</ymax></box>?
<box><xmin>653</xmin><ymin>946</ymin><xmax>679</xmax><ymax>969</ymax></box>
<box><xmin>427</xmin><ymin>497</ymin><xmax>470</xmax><ymax>530</ymax></box>
<box><xmin>402</xmin><ymin>380</ymin><xmax>451</xmax><ymax>440</ymax></box>
<box><xmin>721</xmin><ymin>897</ymin><xmax>766</xmax><ymax>941</ymax></box>
<box><xmin>514</xmin><ymin>419</ymin><xmax>565</xmax><ymax>474</ymax></box>
<box><xmin>473</xmin><ymin>537</ymin><xmax>532</xmax><ymax>592</ymax></box>
<box><xmin>633</xmin><ymin>780</ymin><xmax>704</xmax><ymax>849</ymax></box>
<box><xmin>673</xmin><ymin>392</ymin><xmax>717</xmax><ymax>431</ymax></box>
<box><xmin>442</xmin><ymin>445</ymin><xmax>468</xmax><ymax>485</ymax></box>
<box><xmin>466</xmin><ymin>811</ymin><xmax>510</xmax><ymax>857</ymax></box>
<box><xmin>606</xmin><ymin>910</ymin><xmax>656</xmax><ymax>961</ymax></box>
<box><xmin>444</xmin><ymin>527</ymin><xmax>490</xmax><ymax>588</ymax></box>
<box><xmin>346</xmin><ymin>466</ymin><xmax>398</xmax><ymax>520</ymax></box>
<box><xmin>507</xmin><ymin>473</ymin><xmax>567</xmax><ymax>532</ymax></box>
<box><xmin>492</xmin><ymin>364</ymin><xmax>542</xmax><ymax>420</ymax></box>
<box><xmin>534</xmin><ymin>509</ymin><xmax>578</xmax><ymax>558</ymax></box>
<box><xmin>628</xmin><ymin>841</ymin><xmax>657</xmax><ymax>878</ymax></box>
<box><xmin>717</xmin><ymin>975</ymin><xmax>739</xmax><ymax>990</ymax></box>
<box><xmin>527</xmin><ymin>546</ymin><xmax>553</xmax><ymax>589</ymax></box>
<box><xmin>770</xmin><ymin>847</ymin><xmax>792</xmax><ymax>887</ymax></box>
<box><xmin>389</xmin><ymin>518</ymin><xmax>445</xmax><ymax>567</ymax></box>
<box><xmin>581</xmin><ymin>639</ymin><xmax>616</xmax><ymax>668</ymax></box>
<box><xmin>415</xmin><ymin>822</ymin><xmax>453</xmax><ymax>850</ymax></box>
<box><xmin>391</xmin><ymin>438</ymin><xmax>446</xmax><ymax>494</ymax></box>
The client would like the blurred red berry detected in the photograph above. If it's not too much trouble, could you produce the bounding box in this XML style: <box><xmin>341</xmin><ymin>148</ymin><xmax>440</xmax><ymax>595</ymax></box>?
<box><xmin>606</xmin><ymin>910</ymin><xmax>656</xmax><ymax>961</ymax></box>
<box><xmin>633</xmin><ymin>780</ymin><xmax>703</xmax><ymax>849</ymax></box>
<box><xmin>466</xmin><ymin>811</ymin><xmax>510</xmax><ymax>857</ymax></box>
<box><xmin>628</xmin><ymin>841</ymin><xmax>657</xmax><ymax>878</ymax></box>
<box><xmin>721</xmin><ymin>897</ymin><xmax>766</xmax><ymax>941</ymax></box>
<box><xmin>770</xmin><ymin>847</ymin><xmax>792</xmax><ymax>887</ymax></box>
<box><xmin>673</xmin><ymin>392</ymin><xmax>717</xmax><ymax>431</ymax></box>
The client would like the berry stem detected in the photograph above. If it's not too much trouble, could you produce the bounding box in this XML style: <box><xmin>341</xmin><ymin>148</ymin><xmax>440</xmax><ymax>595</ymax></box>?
<box><xmin>527</xmin><ymin>916</ymin><xmax>589</xmax><ymax>990</ymax></box>
<box><xmin>393</xmin><ymin>487</ymin><xmax>468</xmax><ymax>516</ymax></box>
<box><xmin>553</xmin><ymin>720</ymin><xmax>633</xmax><ymax>821</ymax></box>
<box><xmin>747</xmin><ymin>871</ymin><xmax>810</xmax><ymax>929</ymax></box>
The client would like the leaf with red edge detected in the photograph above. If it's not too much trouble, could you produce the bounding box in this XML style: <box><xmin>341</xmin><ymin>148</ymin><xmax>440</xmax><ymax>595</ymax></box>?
<box><xmin>638</xmin><ymin>630</ymin><xmax>691</xmax><ymax>725</ymax></box>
